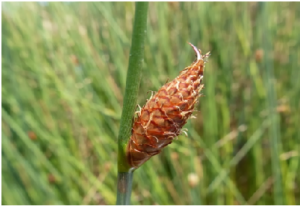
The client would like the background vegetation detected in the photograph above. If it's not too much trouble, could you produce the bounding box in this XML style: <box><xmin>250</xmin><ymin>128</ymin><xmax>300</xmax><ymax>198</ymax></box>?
<box><xmin>2</xmin><ymin>2</ymin><xmax>300</xmax><ymax>205</ymax></box>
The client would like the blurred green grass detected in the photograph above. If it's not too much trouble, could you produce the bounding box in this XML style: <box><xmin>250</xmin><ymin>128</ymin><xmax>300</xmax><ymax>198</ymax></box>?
<box><xmin>2</xmin><ymin>2</ymin><xmax>300</xmax><ymax>205</ymax></box>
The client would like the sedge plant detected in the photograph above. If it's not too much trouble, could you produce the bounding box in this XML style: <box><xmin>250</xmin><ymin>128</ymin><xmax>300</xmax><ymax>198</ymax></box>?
<box><xmin>116</xmin><ymin>2</ymin><xmax>211</xmax><ymax>204</ymax></box>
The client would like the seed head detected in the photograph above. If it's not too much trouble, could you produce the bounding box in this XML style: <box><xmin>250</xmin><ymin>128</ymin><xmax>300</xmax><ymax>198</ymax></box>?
<box><xmin>127</xmin><ymin>43</ymin><xmax>210</xmax><ymax>169</ymax></box>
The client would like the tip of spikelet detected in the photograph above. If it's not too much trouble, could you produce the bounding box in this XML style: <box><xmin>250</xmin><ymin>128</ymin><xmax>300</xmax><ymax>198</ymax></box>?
<box><xmin>188</xmin><ymin>42</ymin><xmax>202</xmax><ymax>61</ymax></box>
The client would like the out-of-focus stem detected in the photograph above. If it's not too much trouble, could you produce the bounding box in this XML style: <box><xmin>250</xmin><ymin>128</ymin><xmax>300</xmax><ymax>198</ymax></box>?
<box><xmin>258</xmin><ymin>2</ymin><xmax>285</xmax><ymax>205</ymax></box>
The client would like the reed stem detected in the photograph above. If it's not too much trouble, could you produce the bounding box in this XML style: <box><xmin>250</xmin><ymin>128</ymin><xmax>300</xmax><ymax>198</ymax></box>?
<box><xmin>116</xmin><ymin>172</ymin><xmax>134</xmax><ymax>205</ymax></box>
<box><xmin>116</xmin><ymin>2</ymin><xmax>149</xmax><ymax>205</ymax></box>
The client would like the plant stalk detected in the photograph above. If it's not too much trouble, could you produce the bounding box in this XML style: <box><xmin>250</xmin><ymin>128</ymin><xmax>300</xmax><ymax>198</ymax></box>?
<box><xmin>258</xmin><ymin>2</ymin><xmax>285</xmax><ymax>204</ymax></box>
<box><xmin>116</xmin><ymin>2</ymin><xmax>149</xmax><ymax>205</ymax></box>
<box><xmin>116</xmin><ymin>172</ymin><xmax>134</xmax><ymax>205</ymax></box>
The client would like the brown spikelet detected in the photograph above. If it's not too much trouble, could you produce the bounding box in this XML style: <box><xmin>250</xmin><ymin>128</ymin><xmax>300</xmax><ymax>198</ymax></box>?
<box><xmin>127</xmin><ymin>43</ymin><xmax>210</xmax><ymax>169</ymax></box>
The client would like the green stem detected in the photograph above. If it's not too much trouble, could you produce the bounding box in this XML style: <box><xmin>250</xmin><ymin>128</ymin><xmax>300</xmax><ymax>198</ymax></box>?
<box><xmin>116</xmin><ymin>172</ymin><xmax>134</xmax><ymax>205</ymax></box>
<box><xmin>116</xmin><ymin>2</ymin><xmax>149</xmax><ymax>205</ymax></box>
<box><xmin>258</xmin><ymin>2</ymin><xmax>285</xmax><ymax>205</ymax></box>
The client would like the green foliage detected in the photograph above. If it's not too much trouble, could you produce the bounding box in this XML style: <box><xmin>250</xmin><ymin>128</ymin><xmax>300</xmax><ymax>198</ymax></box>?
<box><xmin>2</xmin><ymin>2</ymin><xmax>300</xmax><ymax>205</ymax></box>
